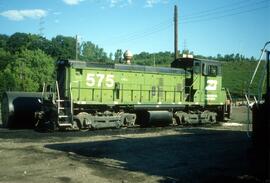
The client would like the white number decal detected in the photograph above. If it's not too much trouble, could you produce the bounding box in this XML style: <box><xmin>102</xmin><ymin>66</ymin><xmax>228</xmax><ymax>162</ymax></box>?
<box><xmin>106</xmin><ymin>75</ymin><xmax>114</xmax><ymax>87</ymax></box>
<box><xmin>86</xmin><ymin>73</ymin><xmax>95</xmax><ymax>87</ymax></box>
<box><xmin>205</xmin><ymin>80</ymin><xmax>217</xmax><ymax>91</ymax></box>
<box><xmin>86</xmin><ymin>73</ymin><xmax>115</xmax><ymax>88</ymax></box>
<box><xmin>96</xmin><ymin>74</ymin><xmax>105</xmax><ymax>87</ymax></box>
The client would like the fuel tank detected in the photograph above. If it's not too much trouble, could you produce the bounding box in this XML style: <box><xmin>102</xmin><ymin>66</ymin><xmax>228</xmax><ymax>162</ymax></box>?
<box><xmin>136</xmin><ymin>110</ymin><xmax>173</xmax><ymax>127</ymax></box>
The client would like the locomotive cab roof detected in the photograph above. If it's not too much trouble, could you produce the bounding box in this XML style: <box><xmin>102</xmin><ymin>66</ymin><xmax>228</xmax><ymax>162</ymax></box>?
<box><xmin>171</xmin><ymin>57</ymin><xmax>222</xmax><ymax>76</ymax></box>
<box><xmin>171</xmin><ymin>57</ymin><xmax>221</xmax><ymax>69</ymax></box>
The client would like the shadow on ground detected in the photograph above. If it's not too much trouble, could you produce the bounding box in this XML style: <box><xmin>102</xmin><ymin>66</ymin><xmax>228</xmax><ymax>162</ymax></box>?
<box><xmin>0</xmin><ymin>126</ymin><xmax>178</xmax><ymax>142</ymax></box>
<box><xmin>0</xmin><ymin>125</ymin><xmax>222</xmax><ymax>143</ymax></box>
<box><xmin>45</xmin><ymin>128</ymin><xmax>253</xmax><ymax>183</ymax></box>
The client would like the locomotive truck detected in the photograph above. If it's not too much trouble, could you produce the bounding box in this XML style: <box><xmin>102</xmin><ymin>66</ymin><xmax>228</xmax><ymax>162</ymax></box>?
<box><xmin>1</xmin><ymin>56</ymin><xmax>231</xmax><ymax>131</ymax></box>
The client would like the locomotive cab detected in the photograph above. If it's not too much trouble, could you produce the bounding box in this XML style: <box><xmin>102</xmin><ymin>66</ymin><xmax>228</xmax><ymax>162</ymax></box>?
<box><xmin>171</xmin><ymin>57</ymin><xmax>229</xmax><ymax>120</ymax></box>
<box><xmin>171</xmin><ymin>57</ymin><xmax>221</xmax><ymax>79</ymax></box>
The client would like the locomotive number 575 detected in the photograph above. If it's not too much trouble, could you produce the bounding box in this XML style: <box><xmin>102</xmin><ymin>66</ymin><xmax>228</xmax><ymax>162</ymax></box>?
<box><xmin>86</xmin><ymin>73</ymin><xmax>115</xmax><ymax>88</ymax></box>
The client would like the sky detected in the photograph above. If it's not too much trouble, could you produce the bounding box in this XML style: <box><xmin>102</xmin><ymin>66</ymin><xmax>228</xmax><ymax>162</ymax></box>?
<box><xmin>0</xmin><ymin>0</ymin><xmax>269</xmax><ymax>58</ymax></box>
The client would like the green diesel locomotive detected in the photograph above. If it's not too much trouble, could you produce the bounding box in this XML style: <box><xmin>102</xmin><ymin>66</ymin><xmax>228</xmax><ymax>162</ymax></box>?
<box><xmin>1</xmin><ymin>57</ymin><xmax>231</xmax><ymax>130</ymax></box>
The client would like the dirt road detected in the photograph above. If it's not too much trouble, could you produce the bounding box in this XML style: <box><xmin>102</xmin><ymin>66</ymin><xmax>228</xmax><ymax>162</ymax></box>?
<box><xmin>0</xmin><ymin>107</ymin><xmax>254</xmax><ymax>183</ymax></box>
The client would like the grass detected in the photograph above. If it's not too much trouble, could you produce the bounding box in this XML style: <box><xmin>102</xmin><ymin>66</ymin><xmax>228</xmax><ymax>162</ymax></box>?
<box><xmin>222</xmin><ymin>61</ymin><xmax>265</xmax><ymax>97</ymax></box>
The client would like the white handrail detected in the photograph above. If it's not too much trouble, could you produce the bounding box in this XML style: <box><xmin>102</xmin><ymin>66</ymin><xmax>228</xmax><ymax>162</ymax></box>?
<box><xmin>69</xmin><ymin>82</ymin><xmax>73</xmax><ymax>115</ymax></box>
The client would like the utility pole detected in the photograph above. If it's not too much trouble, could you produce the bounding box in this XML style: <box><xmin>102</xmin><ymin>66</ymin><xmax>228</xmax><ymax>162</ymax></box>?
<box><xmin>174</xmin><ymin>5</ymin><xmax>179</xmax><ymax>60</ymax></box>
<box><xmin>153</xmin><ymin>54</ymin><xmax>156</xmax><ymax>67</ymax></box>
<box><xmin>75</xmin><ymin>35</ymin><xmax>78</xmax><ymax>60</ymax></box>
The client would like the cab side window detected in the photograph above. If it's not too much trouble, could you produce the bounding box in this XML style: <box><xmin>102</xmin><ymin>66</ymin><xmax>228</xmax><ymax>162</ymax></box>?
<box><xmin>202</xmin><ymin>64</ymin><xmax>218</xmax><ymax>76</ymax></box>
<box><xmin>208</xmin><ymin>65</ymin><xmax>218</xmax><ymax>76</ymax></box>
<box><xmin>194</xmin><ymin>62</ymin><xmax>201</xmax><ymax>74</ymax></box>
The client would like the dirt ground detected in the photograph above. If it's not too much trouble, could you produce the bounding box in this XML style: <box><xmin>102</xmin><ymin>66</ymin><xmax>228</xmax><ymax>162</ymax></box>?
<box><xmin>0</xmin><ymin>107</ymin><xmax>257</xmax><ymax>183</ymax></box>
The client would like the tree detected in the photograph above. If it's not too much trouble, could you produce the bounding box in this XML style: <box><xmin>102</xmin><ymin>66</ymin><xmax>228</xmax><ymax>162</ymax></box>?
<box><xmin>80</xmin><ymin>41</ymin><xmax>108</xmax><ymax>62</ymax></box>
<box><xmin>0</xmin><ymin>48</ymin><xmax>13</xmax><ymax>71</ymax></box>
<box><xmin>109</xmin><ymin>52</ymin><xmax>113</xmax><ymax>61</ymax></box>
<box><xmin>6</xmin><ymin>32</ymin><xmax>31</xmax><ymax>53</ymax></box>
<box><xmin>0</xmin><ymin>49</ymin><xmax>54</xmax><ymax>93</ymax></box>
<box><xmin>5</xmin><ymin>33</ymin><xmax>52</xmax><ymax>55</ymax></box>
<box><xmin>0</xmin><ymin>67</ymin><xmax>16</xmax><ymax>94</ymax></box>
<box><xmin>49</xmin><ymin>35</ymin><xmax>76</xmax><ymax>60</ymax></box>
<box><xmin>28</xmin><ymin>34</ymin><xmax>51</xmax><ymax>54</ymax></box>
<box><xmin>0</xmin><ymin>34</ymin><xmax>9</xmax><ymax>49</ymax></box>
<box><xmin>114</xmin><ymin>49</ymin><xmax>123</xmax><ymax>63</ymax></box>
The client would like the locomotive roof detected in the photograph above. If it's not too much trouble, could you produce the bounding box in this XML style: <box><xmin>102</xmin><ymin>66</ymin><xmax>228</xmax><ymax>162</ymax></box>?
<box><xmin>57</xmin><ymin>60</ymin><xmax>186</xmax><ymax>74</ymax></box>
<box><xmin>171</xmin><ymin>57</ymin><xmax>221</xmax><ymax>69</ymax></box>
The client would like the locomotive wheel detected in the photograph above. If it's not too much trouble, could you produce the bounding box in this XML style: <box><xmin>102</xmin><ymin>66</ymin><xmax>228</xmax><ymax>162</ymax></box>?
<box><xmin>172</xmin><ymin>117</ymin><xmax>178</xmax><ymax>126</ymax></box>
<box><xmin>208</xmin><ymin>113</ymin><xmax>217</xmax><ymax>123</ymax></box>
<box><xmin>75</xmin><ymin>112</ymin><xmax>93</xmax><ymax>131</ymax></box>
<box><xmin>216</xmin><ymin>106</ymin><xmax>225</xmax><ymax>121</ymax></box>
<box><xmin>174</xmin><ymin>112</ymin><xmax>188</xmax><ymax>125</ymax></box>
<box><xmin>181</xmin><ymin>116</ymin><xmax>187</xmax><ymax>124</ymax></box>
<box><xmin>73</xmin><ymin>117</ymin><xmax>82</xmax><ymax>130</ymax></box>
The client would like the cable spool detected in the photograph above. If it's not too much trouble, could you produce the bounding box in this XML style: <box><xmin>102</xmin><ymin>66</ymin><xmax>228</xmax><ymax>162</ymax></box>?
<box><xmin>1</xmin><ymin>92</ymin><xmax>43</xmax><ymax>129</ymax></box>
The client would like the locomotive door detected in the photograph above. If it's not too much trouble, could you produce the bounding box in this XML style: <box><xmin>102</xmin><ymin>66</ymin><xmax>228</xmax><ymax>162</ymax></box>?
<box><xmin>202</xmin><ymin>63</ymin><xmax>219</xmax><ymax>105</ymax></box>
<box><xmin>57</xmin><ymin>63</ymin><xmax>67</xmax><ymax>99</ymax></box>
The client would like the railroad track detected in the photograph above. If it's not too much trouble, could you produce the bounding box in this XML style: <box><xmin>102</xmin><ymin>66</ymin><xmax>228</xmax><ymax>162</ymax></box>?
<box><xmin>56</xmin><ymin>123</ymin><xmax>222</xmax><ymax>137</ymax></box>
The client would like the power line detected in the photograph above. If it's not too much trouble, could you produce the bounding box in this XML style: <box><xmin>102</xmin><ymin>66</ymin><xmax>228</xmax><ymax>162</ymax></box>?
<box><xmin>118</xmin><ymin>23</ymin><xmax>172</xmax><ymax>43</ymax></box>
<box><xmin>110</xmin><ymin>18</ymin><xmax>171</xmax><ymax>42</ymax></box>
<box><xmin>181</xmin><ymin>0</ymin><xmax>269</xmax><ymax>23</ymax></box>
<box><xmin>182</xmin><ymin>3</ymin><xmax>269</xmax><ymax>24</ymax></box>
<box><xmin>182</xmin><ymin>0</ymin><xmax>252</xmax><ymax>19</ymax></box>
<box><xmin>110</xmin><ymin>0</ymin><xmax>269</xmax><ymax>46</ymax></box>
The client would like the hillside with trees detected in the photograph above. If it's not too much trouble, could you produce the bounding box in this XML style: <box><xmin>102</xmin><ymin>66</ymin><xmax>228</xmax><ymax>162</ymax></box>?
<box><xmin>0</xmin><ymin>32</ymin><xmax>264</xmax><ymax>99</ymax></box>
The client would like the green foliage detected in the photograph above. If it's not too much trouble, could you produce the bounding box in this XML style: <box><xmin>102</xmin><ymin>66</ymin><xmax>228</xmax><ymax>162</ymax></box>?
<box><xmin>6</xmin><ymin>32</ymin><xmax>31</xmax><ymax>53</ymax></box>
<box><xmin>50</xmin><ymin>35</ymin><xmax>76</xmax><ymax>60</ymax></box>
<box><xmin>0</xmin><ymin>49</ymin><xmax>55</xmax><ymax>93</ymax></box>
<box><xmin>4</xmin><ymin>32</ymin><xmax>51</xmax><ymax>55</ymax></box>
<box><xmin>80</xmin><ymin>41</ymin><xmax>108</xmax><ymax>62</ymax></box>
<box><xmin>0</xmin><ymin>48</ymin><xmax>13</xmax><ymax>70</ymax></box>
<box><xmin>0</xmin><ymin>68</ymin><xmax>16</xmax><ymax>92</ymax></box>
<box><xmin>133</xmin><ymin>51</ymin><xmax>173</xmax><ymax>66</ymax></box>
<box><xmin>222</xmin><ymin>61</ymin><xmax>264</xmax><ymax>97</ymax></box>
<box><xmin>0</xmin><ymin>34</ymin><xmax>9</xmax><ymax>49</ymax></box>
<box><xmin>28</xmin><ymin>34</ymin><xmax>51</xmax><ymax>54</ymax></box>
<box><xmin>114</xmin><ymin>49</ymin><xmax>123</xmax><ymax>63</ymax></box>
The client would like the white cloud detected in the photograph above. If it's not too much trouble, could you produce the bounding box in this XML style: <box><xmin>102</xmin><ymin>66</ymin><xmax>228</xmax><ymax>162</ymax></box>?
<box><xmin>0</xmin><ymin>9</ymin><xmax>47</xmax><ymax>21</ymax></box>
<box><xmin>144</xmin><ymin>0</ymin><xmax>167</xmax><ymax>8</ymax></box>
<box><xmin>109</xmin><ymin>0</ymin><xmax>120</xmax><ymax>7</ymax></box>
<box><xmin>108</xmin><ymin>0</ymin><xmax>132</xmax><ymax>8</ymax></box>
<box><xmin>63</xmin><ymin>0</ymin><xmax>84</xmax><ymax>5</ymax></box>
<box><xmin>145</xmin><ymin>0</ymin><xmax>157</xmax><ymax>7</ymax></box>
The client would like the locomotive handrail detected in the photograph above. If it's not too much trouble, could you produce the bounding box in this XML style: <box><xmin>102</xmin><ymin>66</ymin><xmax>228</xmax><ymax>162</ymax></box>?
<box><xmin>55</xmin><ymin>80</ymin><xmax>60</xmax><ymax>101</ymax></box>
<box><xmin>69</xmin><ymin>82</ymin><xmax>73</xmax><ymax>116</ymax></box>
<box><xmin>245</xmin><ymin>41</ymin><xmax>270</xmax><ymax>138</ymax></box>
<box><xmin>248</xmin><ymin>41</ymin><xmax>270</xmax><ymax>100</ymax></box>
<box><xmin>186</xmin><ymin>75</ymin><xmax>199</xmax><ymax>89</ymax></box>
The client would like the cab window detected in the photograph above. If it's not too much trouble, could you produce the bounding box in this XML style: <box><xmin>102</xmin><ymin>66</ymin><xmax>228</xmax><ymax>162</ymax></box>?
<box><xmin>202</xmin><ymin>64</ymin><xmax>218</xmax><ymax>76</ymax></box>
<box><xmin>208</xmin><ymin>65</ymin><xmax>218</xmax><ymax>76</ymax></box>
<box><xmin>194</xmin><ymin>62</ymin><xmax>201</xmax><ymax>74</ymax></box>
